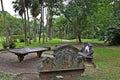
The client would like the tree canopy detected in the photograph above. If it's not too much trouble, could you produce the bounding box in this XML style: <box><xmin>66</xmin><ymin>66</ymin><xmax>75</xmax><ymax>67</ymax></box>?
<box><xmin>1</xmin><ymin>0</ymin><xmax>120</xmax><ymax>45</ymax></box>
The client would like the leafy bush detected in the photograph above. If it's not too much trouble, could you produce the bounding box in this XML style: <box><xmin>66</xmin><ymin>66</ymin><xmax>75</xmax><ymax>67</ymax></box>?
<box><xmin>12</xmin><ymin>35</ymin><xmax>20</xmax><ymax>39</ymax></box>
<box><xmin>19</xmin><ymin>38</ymin><xmax>24</xmax><ymax>42</ymax></box>
<box><xmin>106</xmin><ymin>25</ymin><xmax>120</xmax><ymax>45</ymax></box>
<box><xmin>12</xmin><ymin>35</ymin><xmax>25</xmax><ymax>42</ymax></box>
<box><xmin>9</xmin><ymin>42</ymin><xmax>16</xmax><ymax>49</ymax></box>
<box><xmin>19</xmin><ymin>35</ymin><xmax>25</xmax><ymax>42</ymax></box>
<box><xmin>2</xmin><ymin>41</ymin><xmax>8</xmax><ymax>49</ymax></box>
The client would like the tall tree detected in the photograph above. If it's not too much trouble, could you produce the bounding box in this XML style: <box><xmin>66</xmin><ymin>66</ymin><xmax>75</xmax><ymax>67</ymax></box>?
<box><xmin>39</xmin><ymin>0</ymin><xmax>44</xmax><ymax>43</ymax></box>
<box><xmin>25</xmin><ymin>0</ymin><xmax>32</xmax><ymax>44</ymax></box>
<box><xmin>0</xmin><ymin>0</ymin><xmax>9</xmax><ymax>43</ymax></box>
<box><xmin>30</xmin><ymin>0</ymin><xmax>41</xmax><ymax>42</ymax></box>
<box><xmin>22</xmin><ymin>0</ymin><xmax>28</xmax><ymax>45</ymax></box>
<box><xmin>45</xmin><ymin>0</ymin><xmax>60</xmax><ymax>40</ymax></box>
<box><xmin>12</xmin><ymin>0</ymin><xmax>28</xmax><ymax>45</ymax></box>
<box><xmin>59</xmin><ymin>0</ymin><xmax>99</xmax><ymax>43</ymax></box>
<box><xmin>12</xmin><ymin>0</ymin><xmax>24</xmax><ymax>35</ymax></box>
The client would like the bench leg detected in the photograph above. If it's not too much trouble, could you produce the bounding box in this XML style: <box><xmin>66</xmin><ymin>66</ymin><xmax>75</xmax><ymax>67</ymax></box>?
<box><xmin>16</xmin><ymin>54</ymin><xmax>26</xmax><ymax>62</ymax></box>
<box><xmin>37</xmin><ymin>51</ymin><xmax>43</xmax><ymax>58</ymax></box>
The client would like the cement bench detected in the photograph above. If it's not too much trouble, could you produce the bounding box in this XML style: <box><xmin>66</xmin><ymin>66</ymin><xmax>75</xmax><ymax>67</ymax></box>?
<box><xmin>38</xmin><ymin>44</ymin><xmax>85</xmax><ymax>80</ymax></box>
<box><xmin>9</xmin><ymin>47</ymin><xmax>50</xmax><ymax>62</ymax></box>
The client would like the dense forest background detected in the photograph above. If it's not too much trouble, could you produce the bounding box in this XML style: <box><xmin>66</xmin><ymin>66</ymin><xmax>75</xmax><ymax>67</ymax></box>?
<box><xmin>1</xmin><ymin>0</ymin><xmax>120</xmax><ymax>46</ymax></box>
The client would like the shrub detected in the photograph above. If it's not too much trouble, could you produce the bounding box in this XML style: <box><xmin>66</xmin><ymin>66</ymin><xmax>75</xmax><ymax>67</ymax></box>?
<box><xmin>19</xmin><ymin>35</ymin><xmax>25</xmax><ymax>42</ymax></box>
<box><xmin>19</xmin><ymin>38</ymin><xmax>24</xmax><ymax>42</ymax></box>
<box><xmin>2</xmin><ymin>41</ymin><xmax>8</xmax><ymax>49</ymax></box>
<box><xmin>9</xmin><ymin>42</ymin><xmax>16</xmax><ymax>49</ymax></box>
<box><xmin>106</xmin><ymin>25</ymin><xmax>120</xmax><ymax>45</ymax></box>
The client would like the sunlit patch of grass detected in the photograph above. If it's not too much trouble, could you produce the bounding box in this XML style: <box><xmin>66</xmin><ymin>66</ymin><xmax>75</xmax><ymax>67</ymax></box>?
<box><xmin>0</xmin><ymin>38</ymin><xmax>104</xmax><ymax>48</ymax></box>
<box><xmin>82</xmin><ymin>39</ymin><xmax>104</xmax><ymax>43</ymax></box>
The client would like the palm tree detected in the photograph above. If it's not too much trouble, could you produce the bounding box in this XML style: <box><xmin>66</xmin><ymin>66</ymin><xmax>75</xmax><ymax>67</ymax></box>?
<box><xmin>22</xmin><ymin>0</ymin><xmax>28</xmax><ymax>45</ymax></box>
<box><xmin>39</xmin><ymin>0</ymin><xmax>45</xmax><ymax>43</ymax></box>
<box><xmin>12</xmin><ymin>0</ymin><xmax>28</xmax><ymax>45</ymax></box>
<box><xmin>24</xmin><ymin>0</ymin><xmax>32</xmax><ymax>44</ymax></box>
<box><xmin>0</xmin><ymin>0</ymin><xmax>9</xmax><ymax>43</ymax></box>
<box><xmin>12</xmin><ymin>0</ymin><xmax>24</xmax><ymax>34</ymax></box>
<box><xmin>30</xmin><ymin>0</ymin><xmax>41</xmax><ymax>42</ymax></box>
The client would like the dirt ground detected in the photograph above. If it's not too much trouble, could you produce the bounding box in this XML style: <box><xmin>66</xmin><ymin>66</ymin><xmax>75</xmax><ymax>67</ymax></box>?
<box><xmin>0</xmin><ymin>51</ymin><xmax>53</xmax><ymax>80</ymax></box>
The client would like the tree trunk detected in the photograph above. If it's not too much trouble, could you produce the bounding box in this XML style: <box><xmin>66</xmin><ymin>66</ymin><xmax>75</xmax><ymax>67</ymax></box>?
<box><xmin>42</xmin><ymin>5</ymin><xmax>45</xmax><ymax>44</ymax></box>
<box><xmin>21</xmin><ymin>15</ymin><xmax>24</xmax><ymax>35</ymax></box>
<box><xmin>39</xmin><ymin>18</ymin><xmax>42</xmax><ymax>43</ymax></box>
<box><xmin>77</xmin><ymin>17</ymin><xmax>82</xmax><ymax>43</ymax></box>
<box><xmin>23</xmin><ymin>0</ymin><xmax>28</xmax><ymax>45</ymax></box>
<box><xmin>46</xmin><ymin>11</ymin><xmax>49</xmax><ymax>42</ymax></box>
<box><xmin>78</xmin><ymin>34</ymin><xmax>82</xmax><ymax>43</ymax></box>
<box><xmin>26</xmin><ymin>7</ymin><xmax>31</xmax><ymax>44</ymax></box>
<box><xmin>39</xmin><ymin>0</ymin><xmax>44</xmax><ymax>43</ymax></box>
<box><xmin>33</xmin><ymin>17</ymin><xmax>37</xmax><ymax>42</ymax></box>
<box><xmin>0</xmin><ymin>0</ymin><xmax>9</xmax><ymax>43</ymax></box>
<box><xmin>48</xmin><ymin>10</ymin><xmax>53</xmax><ymax>40</ymax></box>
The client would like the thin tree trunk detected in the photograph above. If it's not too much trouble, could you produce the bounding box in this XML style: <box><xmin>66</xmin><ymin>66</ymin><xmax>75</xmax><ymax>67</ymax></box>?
<box><xmin>78</xmin><ymin>34</ymin><xmax>81</xmax><ymax>43</ymax></box>
<box><xmin>23</xmin><ymin>0</ymin><xmax>28</xmax><ymax>45</ymax></box>
<box><xmin>0</xmin><ymin>0</ymin><xmax>9</xmax><ymax>43</ymax></box>
<box><xmin>26</xmin><ymin>8</ymin><xmax>31</xmax><ymax>44</ymax></box>
<box><xmin>42</xmin><ymin>5</ymin><xmax>45</xmax><ymax>44</ymax></box>
<box><xmin>39</xmin><ymin>0</ymin><xmax>44</xmax><ymax>43</ymax></box>
<box><xmin>21</xmin><ymin>15</ymin><xmax>24</xmax><ymax>35</ymax></box>
<box><xmin>77</xmin><ymin>17</ymin><xmax>82</xmax><ymax>43</ymax></box>
<box><xmin>49</xmin><ymin>10</ymin><xmax>53</xmax><ymax>40</ymax></box>
<box><xmin>33</xmin><ymin>17</ymin><xmax>37</xmax><ymax>42</ymax></box>
<box><xmin>39</xmin><ymin>18</ymin><xmax>42</xmax><ymax>43</ymax></box>
<box><xmin>46</xmin><ymin>10</ymin><xmax>49</xmax><ymax>42</ymax></box>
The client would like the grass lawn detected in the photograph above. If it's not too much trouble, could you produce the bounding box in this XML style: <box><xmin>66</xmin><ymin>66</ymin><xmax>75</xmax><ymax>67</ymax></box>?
<box><xmin>80</xmin><ymin>46</ymin><xmax>120</xmax><ymax>80</ymax></box>
<box><xmin>0</xmin><ymin>38</ymin><xmax>104</xmax><ymax>48</ymax></box>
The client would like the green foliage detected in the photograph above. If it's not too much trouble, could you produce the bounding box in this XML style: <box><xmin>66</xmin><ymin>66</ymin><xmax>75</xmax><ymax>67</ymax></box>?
<box><xmin>12</xmin><ymin>35</ymin><xmax>20</xmax><ymax>39</ymax></box>
<box><xmin>12</xmin><ymin>35</ymin><xmax>25</xmax><ymax>42</ymax></box>
<box><xmin>1</xmin><ymin>0</ymin><xmax>120</xmax><ymax>45</ymax></box>
<box><xmin>19</xmin><ymin>39</ymin><xmax>24</xmax><ymax>42</ymax></box>
<box><xmin>53</xmin><ymin>16</ymin><xmax>69</xmax><ymax>39</ymax></box>
<box><xmin>9</xmin><ymin>42</ymin><xmax>16</xmax><ymax>49</ymax></box>
<box><xmin>0</xmin><ymin>12</ymin><xmax>23</xmax><ymax>36</ymax></box>
<box><xmin>106</xmin><ymin>25</ymin><xmax>120</xmax><ymax>45</ymax></box>
<box><xmin>2</xmin><ymin>41</ymin><xmax>8</xmax><ymax>49</ymax></box>
<box><xmin>30</xmin><ymin>0</ymin><xmax>41</xmax><ymax>17</ymax></box>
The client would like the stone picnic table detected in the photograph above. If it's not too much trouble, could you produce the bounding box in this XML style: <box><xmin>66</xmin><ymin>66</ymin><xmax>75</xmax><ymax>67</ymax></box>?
<box><xmin>9</xmin><ymin>47</ymin><xmax>50</xmax><ymax>62</ymax></box>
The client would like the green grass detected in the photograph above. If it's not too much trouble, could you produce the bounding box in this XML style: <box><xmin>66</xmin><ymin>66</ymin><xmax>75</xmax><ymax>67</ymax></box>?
<box><xmin>82</xmin><ymin>39</ymin><xmax>104</xmax><ymax>43</ymax></box>
<box><xmin>15</xmin><ymin>38</ymin><xmax>104</xmax><ymax>48</ymax></box>
<box><xmin>80</xmin><ymin>47</ymin><xmax>120</xmax><ymax>80</ymax></box>
<box><xmin>15</xmin><ymin>38</ymin><xmax>62</xmax><ymax>48</ymax></box>
<box><xmin>0</xmin><ymin>71</ymin><xmax>21</xmax><ymax>80</ymax></box>
<box><xmin>0</xmin><ymin>37</ymin><xmax>104</xmax><ymax>48</ymax></box>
